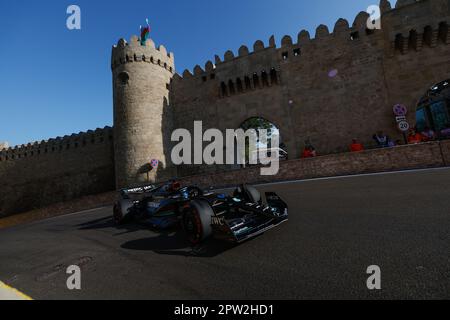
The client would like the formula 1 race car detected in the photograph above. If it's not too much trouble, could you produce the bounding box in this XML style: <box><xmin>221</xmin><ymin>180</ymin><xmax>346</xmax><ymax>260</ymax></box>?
<box><xmin>113</xmin><ymin>181</ymin><xmax>288</xmax><ymax>244</ymax></box>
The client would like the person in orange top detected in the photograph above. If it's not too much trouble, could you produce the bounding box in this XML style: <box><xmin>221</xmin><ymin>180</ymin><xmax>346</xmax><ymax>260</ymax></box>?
<box><xmin>350</xmin><ymin>139</ymin><xmax>364</xmax><ymax>152</ymax></box>
<box><xmin>408</xmin><ymin>129</ymin><xmax>423</xmax><ymax>144</ymax></box>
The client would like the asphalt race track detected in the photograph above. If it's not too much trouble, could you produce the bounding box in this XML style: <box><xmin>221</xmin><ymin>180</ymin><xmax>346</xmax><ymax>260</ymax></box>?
<box><xmin>1</xmin><ymin>168</ymin><xmax>450</xmax><ymax>300</ymax></box>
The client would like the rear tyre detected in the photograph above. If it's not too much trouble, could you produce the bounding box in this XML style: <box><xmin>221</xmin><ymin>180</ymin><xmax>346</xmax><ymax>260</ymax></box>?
<box><xmin>182</xmin><ymin>200</ymin><xmax>214</xmax><ymax>245</ymax></box>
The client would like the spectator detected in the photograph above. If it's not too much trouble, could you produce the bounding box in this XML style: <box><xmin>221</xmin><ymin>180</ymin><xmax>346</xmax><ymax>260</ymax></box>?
<box><xmin>420</xmin><ymin>126</ymin><xmax>436</xmax><ymax>142</ymax></box>
<box><xmin>440</xmin><ymin>123</ymin><xmax>450</xmax><ymax>139</ymax></box>
<box><xmin>388</xmin><ymin>139</ymin><xmax>397</xmax><ymax>147</ymax></box>
<box><xmin>350</xmin><ymin>139</ymin><xmax>364</xmax><ymax>152</ymax></box>
<box><xmin>373</xmin><ymin>131</ymin><xmax>389</xmax><ymax>148</ymax></box>
<box><xmin>304</xmin><ymin>139</ymin><xmax>314</xmax><ymax>149</ymax></box>
<box><xmin>408</xmin><ymin>128</ymin><xmax>423</xmax><ymax>144</ymax></box>
<box><xmin>302</xmin><ymin>146</ymin><xmax>316</xmax><ymax>158</ymax></box>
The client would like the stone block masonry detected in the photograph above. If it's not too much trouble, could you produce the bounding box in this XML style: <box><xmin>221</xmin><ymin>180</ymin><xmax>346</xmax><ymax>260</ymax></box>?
<box><xmin>178</xmin><ymin>142</ymin><xmax>448</xmax><ymax>189</ymax></box>
<box><xmin>170</xmin><ymin>0</ymin><xmax>450</xmax><ymax>176</ymax></box>
<box><xmin>2</xmin><ymin>0</ymin><xmax>450</xmax><ymax>217</ymax></box>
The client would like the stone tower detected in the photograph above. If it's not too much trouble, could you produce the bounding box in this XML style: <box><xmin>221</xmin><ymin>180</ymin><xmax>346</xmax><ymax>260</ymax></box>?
<box><xmin>111</xmin><ymin>36</ymin><xmax>175</xmax><ymax>188</ymax></box>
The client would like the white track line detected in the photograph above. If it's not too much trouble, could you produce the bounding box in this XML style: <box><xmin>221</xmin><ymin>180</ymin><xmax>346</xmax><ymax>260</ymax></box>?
<box><xmin>217</xmin><ymin>167</ymin><xmax>450</xmax><ymax>190</ymax></box>
<box><xmin>257</xmin><ymin>167</ymin><xmax>450</xmax><ymax>187</ymax></box>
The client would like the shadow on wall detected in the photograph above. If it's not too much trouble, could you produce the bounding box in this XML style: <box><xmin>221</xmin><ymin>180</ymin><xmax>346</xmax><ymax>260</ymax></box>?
<box><xmin>128</xmin><ymin>96</ymin><xmax>177</xmax><ymax>186</ymax></box>
<box><xmin>154</xmin><ymin>96</ymin><xmax>177</xmax><ymax>182</ymax></box>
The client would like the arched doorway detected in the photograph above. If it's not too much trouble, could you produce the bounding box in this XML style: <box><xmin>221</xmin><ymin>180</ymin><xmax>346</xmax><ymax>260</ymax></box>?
<box><xmin>416</xmin><ymin>80</ymin><xmax>450</xmax><ymax>136</ymax></box>
<box><xmin>239</xmin><ymin>117</ymin><xmax>287</xmax><ymax>165</ymax></box>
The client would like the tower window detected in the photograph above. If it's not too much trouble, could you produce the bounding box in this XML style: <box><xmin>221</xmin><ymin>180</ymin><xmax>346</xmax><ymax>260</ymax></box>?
<box><xmin>236</xmin><ymin>78</ymin><xmax>244</xmax><ymax>93</ymax></box>
<box><xmin>438</xmin><ymin>22</ymin><xmax>448</xmax><ymax>43</ymax></box>
<box><xmin>282</xmin><ymin>52</ymin><xmax>288</xmax><ymax>60</ymax></box>
<box><xmin>261</xmin><ymin>71</ymin><xmax>269</xmax><ymax>87</ymax></box>
<box><xmin>293</xmin><ymin>48</ymin><xmax>301</xmax><ymax>56</ymax></box>
<box><xmin>117</xmin><ymin>72</ymin><xmax>129</xmax><ymax>85</ymax></box>
<box><xmin>270</xmin><ymin>68</ymin><xmax>278</xmax><ymax>85</ymax></box>
<box><xmin>366</xmin><ymin>28</ymin><xmax>375</xmax><ymax>36</ymax></box>
<box><xmin>228</xmin><ymin>80</ymin><xmax>236</xmax><ymax>95</ymax></box>
<box><xmin>220</xmin><ymin>82</ymin><xmax>227</xmax><ymax>97</ymax></box>
<box><xmin>244</xmin><ymin>76</ymin><xmax>251</xmax><ymax>90</ymax></box>
<box><xmin>253</xmin><ymin>73</ymin><xmax>260</xmax><ymax>88</ymax></box>
<box><xmin>350</xmin><ymin>31</ymin><xmax>360</xmax><ymax>40</ymax></box>
<box><xmin>395</xmin><ymin>34</ymin><xmax>403</xmax><ymax>51</ymax></box>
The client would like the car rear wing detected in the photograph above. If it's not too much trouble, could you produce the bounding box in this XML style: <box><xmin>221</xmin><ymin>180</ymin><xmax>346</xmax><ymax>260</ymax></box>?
<box><xmin>120</xmin><ymin>184</ymin><xmax>160</xmax><ymax>199</ymax></box>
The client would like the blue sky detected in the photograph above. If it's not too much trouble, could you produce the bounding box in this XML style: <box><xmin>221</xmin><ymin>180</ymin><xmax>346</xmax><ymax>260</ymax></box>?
<box><xmin>0</xmin><ymin>0</ymin><xmax>396</xmax><ymax>146</ymax></box>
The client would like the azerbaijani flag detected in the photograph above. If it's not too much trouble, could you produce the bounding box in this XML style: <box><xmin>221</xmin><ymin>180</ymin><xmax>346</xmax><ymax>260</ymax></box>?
<box><xmin>140</xmin><ymin>18</ymin><xmax>150</xmax><ymax>46</ymax></box>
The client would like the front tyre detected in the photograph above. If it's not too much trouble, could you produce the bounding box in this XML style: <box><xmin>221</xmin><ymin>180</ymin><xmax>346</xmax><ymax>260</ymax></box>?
<box><xmin>182</xmin><ymin>200</ymin><xmax>214</xmax><ymax>245</ymax></box>
<box><xmin>113</xmin><ymin>199</ymin><xmax>133</xmax><ymax>225</ymax></box>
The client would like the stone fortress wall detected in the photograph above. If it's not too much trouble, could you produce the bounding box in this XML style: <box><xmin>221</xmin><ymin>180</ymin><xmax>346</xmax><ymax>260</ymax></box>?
<box><xmin>171</xmin><ymin>0</ymin><xmax>450</xmax><ymax>175</ymax></box>
<box><xmin>0</xmin><ymin>127</ymin><xmax>115</xmax><ymax>217</ymax></box>
<box><xmin>1</xmin><ymin>0</ymin><xmax>449</xmax><ymax>216</ymax></box>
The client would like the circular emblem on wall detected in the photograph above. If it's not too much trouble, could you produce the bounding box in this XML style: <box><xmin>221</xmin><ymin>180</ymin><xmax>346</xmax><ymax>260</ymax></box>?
<box><xmin>150</xmin><ymin>159</ymin><xmax>159</xmax><ymax>169</ymax></box>
<box><xmin>393</xmin><ymin>104</ymin><xmax>408</xmax><ymax>116</ymax></box>
<box><xmin>328</xmin><ymin>69</ymin><xmax>338</xmax><ymax>78</ymax></box>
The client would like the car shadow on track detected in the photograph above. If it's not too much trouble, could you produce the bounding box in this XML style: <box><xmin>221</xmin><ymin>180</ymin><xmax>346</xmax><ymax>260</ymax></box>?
<box><xmin>77</xmin><ymin>215</ymin><xmax>235</xmax><ymax>258</ymax></box>
<box><xmin>120</xmin><ymin>231</ymin><xmax>236</xmax><ymax>258</ymax></box>
<box><xmin>76</xmin><ymin>215</ymin><xmax>144</xmax><ymax>235</ymax></box>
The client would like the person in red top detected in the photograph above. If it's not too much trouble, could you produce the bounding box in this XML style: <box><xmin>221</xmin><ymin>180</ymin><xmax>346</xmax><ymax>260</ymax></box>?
<box><xmin>408</xmin><ymin>129</ymin><xmax>423</xmax><ymax>144</ymax></box>
<box><xmin>301</xmin><ymin>146</ymin><xmax>317</xmax><ymax>158</ymax></box>
<box><xmin>350</xmin><ymin>139</ymin><xmax>364</xmax><ymax>152</ymax></box>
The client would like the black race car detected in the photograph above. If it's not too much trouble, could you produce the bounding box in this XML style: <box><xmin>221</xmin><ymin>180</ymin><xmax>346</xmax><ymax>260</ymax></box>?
<box><xmin>113</xmin><ymin>181</ymin><xmax>288</xmax><ymax>244</ymax></box>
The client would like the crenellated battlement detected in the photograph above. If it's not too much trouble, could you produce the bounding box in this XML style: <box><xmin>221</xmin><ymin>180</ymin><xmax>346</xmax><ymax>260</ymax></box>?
<box><xmin>172</xmin><ymin>0</ymin><xmax>449</xmax><ymax>85</ymax></box>
<box><xmin>383</xmin><ymin>0</ymin><xmax>450</xmax><ymax>56</ymax></box>
<box><xmin>172</xmin><ymin>35</ymin><xmax>278</xmax><ymax>83</ymax></box>
<box><xmin>111</xmin><ymin>36</ymin><xmax>175</xmax><ymax>73</ymax></box>
<box><xmin>0</xmin><ymin>126</ymin><xmax>113</xmax><ymax>162</ymax></box>
<box><xmin>172</xmin><ymin>8</ymin><xmax>378</xmax><ymax>82</ymax></box>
